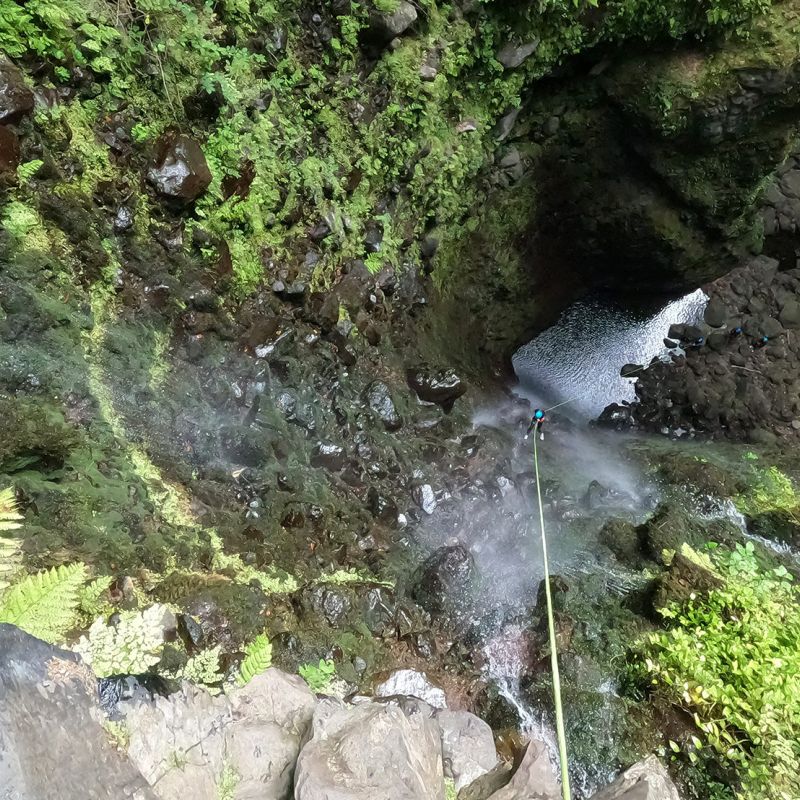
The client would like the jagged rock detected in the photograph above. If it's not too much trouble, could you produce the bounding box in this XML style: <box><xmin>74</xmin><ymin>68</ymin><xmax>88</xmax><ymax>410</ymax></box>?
<box><xmin>412</xmin><ymin>483</ymin><xmax>437</xmax><ymax>515</ymax></box>
<box><xmin>0</xmin><ymin>624</ymin><xmax>156</xmax><ymax>800</ymax></box>
<box><xmin>113</xmin><ymin>205</ymin><xmax>134</xmax><ymax>233</ymax></box>
<box><xmin>590</xmin><ymin>756</ymin><xmax>680</xmax><ymax>800</ymax></box>
<box><xmin>147</xmin><ymin>134</ymin><xmax>212</xmax><ymax>202</ymax></box>
<box><xmin>412</xmin><ymin>544</ymin><xmax>475</xmax><ymax>614</ymax></box>
<box><xmin>407</xmin><ymin>367</ymin><xmax>466</xmax><ymax>412</ymax></box>
<box><xmin>0</xmin><ymin>58</ymin><xmax>35</xmax><ymax>124</ymax></box>
<box><xmin>495</xmin><ymin>107</ymin><xmax>520</xmax><ymax>142</ymax></box>
<box><xmin>123</xmin><ymin>668</ymin><xmax>316</xmax><ymax>800</ymax></box>
<box><xmin>375</xmin><ymin>669</ymin><xmax>446</xmax><ymax>709</ymax></box>
<box><xmin>0</xmin><ymin>124</ymin><xmax>20</xmax><ymax>174</ymax></box>
<box><xmin>364</xmin><ymin>380</ymin><xmax>402</xmax><ymax>430</ymax></box>
<box><xmin>436</xmin><ymin>709</ymin><xmax>498</xmax><ymax>791</ymax></box>
<box><xmin>486</xmin><ymin>739</ymin><xmax>559</xmax><ymax>800</ymax></box>
<box><xmin>294</xmin><ymin>697</ymin><xmax>444</xmax><ymax>800</ymax></box>
<box><xmin>367</xmin><ymin>1</ymin><xmax>417</xmax><ymax>42</ymax></box>
<box><xmin>496</xmin><ymin>41</ymin><xmax>540</xmax><ymax>70</ymax></box>
<box><xmin>311</xmin><ymin>442</ymin><xmax>346</xmax><ymax>471</ymax></box>
<box><xmin>651</xmin><ymin>548</ymin><xmax>725</xmax><ymax>613</ymax></box>
<box><xmin>367</xmin><ymin>487</ymin><xmax>399</xmax><ymax>523</ymax></box>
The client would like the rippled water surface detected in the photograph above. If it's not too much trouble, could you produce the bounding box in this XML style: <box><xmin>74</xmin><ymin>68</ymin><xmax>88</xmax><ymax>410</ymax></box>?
<box><xmin>513</xmin><ymin>289</ymin><xmax>708</xmax><ymax>417</ymax></box>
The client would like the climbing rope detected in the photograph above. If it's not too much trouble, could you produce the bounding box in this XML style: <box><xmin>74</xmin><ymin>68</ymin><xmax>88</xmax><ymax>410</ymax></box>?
<box><xmin>532</xmin><ymin>434</ymin><xmax>572</xmax><ymax>800</ymax></box>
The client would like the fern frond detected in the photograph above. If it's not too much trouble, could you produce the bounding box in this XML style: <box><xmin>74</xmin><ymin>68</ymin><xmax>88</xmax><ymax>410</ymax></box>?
<box><xmin>0</xmin><ymin>487</ymin><xmax>23</xmax><ymax>532</ymax></box>
<box><xmin>78</xmin><ymin>576</ymin><xmax>113</xmax><ymax>621</ymax></box>
<box><xmin>16</xmin><ymin>159</ymin><xmax>44</xmax><ymax>183</ymax></box>
<box><xmin>0</xmin><ymin>563</ymin><xmax>87</xmax><ymax>642</ymax></box>
<box><xmin>236</xmin><ymin>633</ymin><xmax>272</xmax><ymax>686</ymax></box>
<box><xmin>76</xmin><ymin>604</ymin><xmax>166</xmax><ymax>677</ymax></box>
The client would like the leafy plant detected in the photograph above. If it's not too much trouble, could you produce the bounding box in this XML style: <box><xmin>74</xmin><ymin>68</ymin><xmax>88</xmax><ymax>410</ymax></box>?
<box><xmin>76</xmin><ymin>604</ymin><xmax>167</xmax><ymax>677</ymax></box>
<box><xmin>180</xmin><ymin>646</ymin><xmax>224</xmax><ymax>686</ymax></box>
<box><xmin>0</xmin><ymin>563</ymin><xmax>87</xmax><ymax>642</ymax></box>
<box><xmin>16</xmin><ymin>160</ymin><xmax>44</xmax><ymax>184</ymax></box>
<box><xmin>299</xmin><ymin>659</ymin><xmax>337</xmax><ymax>694</ymax></box>
<box><xmin>0</xmin><ymin>487</ymin><xmax>23</xmax><ymax>595</ymax></box>
<box><xmin>236</xmin><ymin>633</ymin><xmax>273</xmax><ymax>686</ymax></box>
<box><xmin>642</xmin><ymin>542</ymin><xmax>800</xmax><ymax>800</ymax></box>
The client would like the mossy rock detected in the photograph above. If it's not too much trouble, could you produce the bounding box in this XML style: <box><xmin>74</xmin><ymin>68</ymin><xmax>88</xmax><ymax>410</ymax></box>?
<box><xmin>650</xmin><ymin>549</ymin><xmax>725</xmax><ymax>614</ymax></box>
<box><xmin>748</xmin><ymin>507</ymin><xmax>800</xmax><ymax>548</ymax></box>
<box><xmin>599</xmin><ymin>517</ymin><xmax>643</xmax><ymax>568</ymax></box>
<box><xmin>636</xmin><ymin>503</ymin><xmax>707</xmax><ymax>565</ymax></box>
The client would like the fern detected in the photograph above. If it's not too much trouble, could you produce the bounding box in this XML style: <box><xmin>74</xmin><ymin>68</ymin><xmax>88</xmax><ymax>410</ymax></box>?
<box><xmin>16</xmin><ymin>159</ymin><xmax>44</xmax><ymax>183</ymax></box>
<box><xmin>0</xmin><ymin>563</ymin><xmax>87</xmax><ymax>642</ymax></box>
<box><xmin>299</xmin><ymin>659</ymin><xmax>336</xmax><ymax>694</ymax></box>
<box><xmin>180</xmin><ymin>646</ymin><xmax>224</xmax><ymax>685</ymax></box>
<box><xmin>76</xmin><ymin>604</ymin><xmax>167</xmax><ymax>677</ymax></box>
<box><xmin>236</xmin><ymin>633</ymin><xmax>273</xmax><ymax>686</ymax></box>
<box><xmin>0</xmin><ymin>487</ymin><xmax>23</xmax><ymax>595</ymax></box>
<box><xmin>78</xmin><ymin>576</ymin><xmax>113</xmax><ymax>622</ymax></box>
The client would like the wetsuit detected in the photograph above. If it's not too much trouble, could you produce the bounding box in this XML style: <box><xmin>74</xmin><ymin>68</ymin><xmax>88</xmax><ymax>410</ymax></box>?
<box><xmin>525</xmin><ymin>409</ymin><xmax>546</xmax><ymax>441</ymax></box>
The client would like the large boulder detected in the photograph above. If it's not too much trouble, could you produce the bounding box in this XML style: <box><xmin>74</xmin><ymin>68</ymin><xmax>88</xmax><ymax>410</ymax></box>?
<box><xmin>411</xmin><ymin>544</ymin><xmax>475</xmax><ymax>615</ymax></box>
<box><xmin>146</xmin><ymin>133</ymin><xmax>212</xmax><ymax>202</ymax></box>
<box><xmin>407</xmin><ymin>368</ymin><xmax>466</xmax><ymax>412</ymax></box>
<box><xmin>367</xmin><ymin>1</ymin><xmax>417</xmax><ymax>42</ymax></box>
<box><xmin>123</xmin><ymin>668</ymin><xmax>316</xmax><ymax>800</ymax></box>
<box><xmin>436</xmin><ymin>709</ymin><xmax>498</xmax><ymax>792</ymax></box>
<box><xmin>590</xmin><ymin>756</ymin><xmax>680</xmax><ymax>800</ymax></box>
<box><xmin>375</xmin><ymin>669</ymin><xmax>446</xmax><ymax>709</ymax></box>
<box><xmin>486</xmin><ymin>739</ymin><xmax>560</xmax><ymax>800</ymax></box>
<box><xmin>0</xmin><ymin>623</ymin><xmax>156</xmax><ymax>800</ymax></box>
<box><xmin>0</xmin><ymin>58</ymin><xmax>34</xmax><ymax>124</ymax></box>
<box><xmin>294</xmin><ymin>697</ymin><xmax>445</xmax><ymax>800</ymax></box>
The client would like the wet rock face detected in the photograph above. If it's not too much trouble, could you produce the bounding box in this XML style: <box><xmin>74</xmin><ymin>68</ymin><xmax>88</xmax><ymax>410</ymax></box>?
<box><xmin>412</xmin><ymin>544</ymin><xmax>475</xmax><ymax>615</ymax></box>
<box><xmin>364</xmin><ymin>380</ymin><xmax>402</xmax><ymax>430</ymax></box>
<box><xmin>0</xmin><ymin>624</ymin><xmax>156</xmax><ymax>800</ymax></box>
<box><xmin>0</xmin><ymin>58</ymin><xmax>34</xmax><ymax>124</ymax></box>
<box><xmin>147</xmin><ymin>133</ymin><xmax>212</xmax><ymax>202</ymax></box>
<box><xmin>0</xmin><ymin>124</ymin><xmax>20</xmax><ymax>175</ymax></box>
<box><xmin>407</xmin><ymin>367</ymin><xmax>466</xmax><ymax>412</ymax></box>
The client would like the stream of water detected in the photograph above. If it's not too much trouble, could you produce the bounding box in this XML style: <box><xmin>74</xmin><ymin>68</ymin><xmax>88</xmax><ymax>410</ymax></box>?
<box><xmin>421</xmin><ymin>289</ymin><xmax>713</xmax><ymax>795</ymax></box>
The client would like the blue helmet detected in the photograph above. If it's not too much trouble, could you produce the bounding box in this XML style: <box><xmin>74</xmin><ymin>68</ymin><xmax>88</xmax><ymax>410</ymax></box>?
<box><xmin>534</xmin><ymin>409</ymin><xmax>545</xmax><ymax>420</ymax></box>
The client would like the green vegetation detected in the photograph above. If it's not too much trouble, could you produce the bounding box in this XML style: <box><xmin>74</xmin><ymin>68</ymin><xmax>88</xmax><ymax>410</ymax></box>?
<box><xmin>236</xmin><ymin>633</ymin><xmax>273</xmax><ymax>686</ymax></box>
<box><xmin>735</xmin><ymin>465</ymin><xmax>799</xmax><ymax>519</ymax></box>
<box><xmin>76</xmin><ymin>604</ymin><xmax>168</xmax><ymax>677</ymax></box>
<box><xmin>0</xmin><ymin>0</ymin><xmax>777</xmax><ymax>294</ymax></box>
<box><xmin>300</xmin><ymin>658</ymin><xmax>337</xmax><ymax>694</ymax></box>
<box><xmin>0</xmin><ymin>563</ymin><xmax>87</xmax><ymax>641</ymax></box>
<box><xmin>642</xmin><ymin>542</ymin><xmax>800</xmax><ymax>800</ymax></box>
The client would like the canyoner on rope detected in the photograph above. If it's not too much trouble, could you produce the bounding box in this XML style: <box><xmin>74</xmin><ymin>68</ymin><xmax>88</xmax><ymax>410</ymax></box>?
<box><xmin>525</xmin><ymin>408</ymin><xmax>546</xmax><ymax>441</ymax></box>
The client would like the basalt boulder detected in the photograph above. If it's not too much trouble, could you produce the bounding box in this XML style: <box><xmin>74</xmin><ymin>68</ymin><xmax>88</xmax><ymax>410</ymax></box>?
<box><xmin>407</xmin><ymin>367</ymin><xmax>466</xmax><ymax>412</ymax></box>
<box><xmin>0</xmin><ymin>58</ymin><xmax>34</xmax><ymax>124</ymax></box>
<box><xmin>412</xmin><ymin>544</ymin><xmax>475</xmax><ymax>615</ymax></box>
<box><xmin>147</xmin><ymin>133</ymin><xmax>212</xmax><ymax>203</ymax></box>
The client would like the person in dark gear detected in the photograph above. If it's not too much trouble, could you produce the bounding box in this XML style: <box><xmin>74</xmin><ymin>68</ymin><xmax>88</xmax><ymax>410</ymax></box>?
<box><xmin>525</xmin><ymin>409</ymin><xmax>546</xmax><ymax>441</ymax></box>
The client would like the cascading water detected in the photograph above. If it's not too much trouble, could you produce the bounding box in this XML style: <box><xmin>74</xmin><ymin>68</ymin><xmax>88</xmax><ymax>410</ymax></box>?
<box><xmin>416</xmin><ymin>289</ymin><xmax>713</xmax><ymax>797</ymax></box>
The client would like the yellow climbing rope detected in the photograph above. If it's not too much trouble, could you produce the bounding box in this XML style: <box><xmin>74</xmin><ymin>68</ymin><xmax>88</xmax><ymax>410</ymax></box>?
<box><xmin>533</xmin><ymin>434</ymin><xmax>572</xmax><ymax>800</ymax></box>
